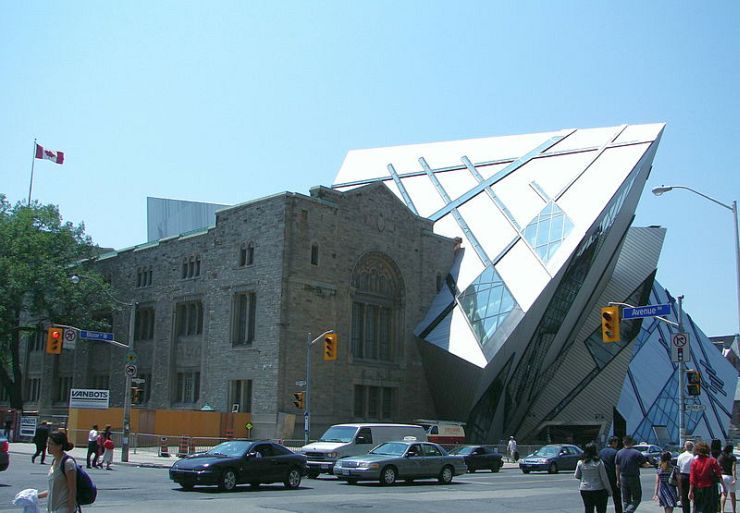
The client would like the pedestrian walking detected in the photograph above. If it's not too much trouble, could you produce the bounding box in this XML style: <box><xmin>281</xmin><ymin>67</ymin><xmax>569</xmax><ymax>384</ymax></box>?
<box><xmin>718</xmin><ymin>444</ymin><xmax>736</xmax><ymax>513</ymax></box>
<box><xmin>31</xmin><ymin>421</ymin><xmax>50</xmax><ymax>464</ymax></box>
<box><xmin>86</xmin><ymin>424</ymin><xmax>99</xmax><ymax>469</ymax></box>
<box><xmin>676</xmin><ymin>440</ymin><xmax>695</xmax><ymax>513</ymax></box>
<box><xmin>102</xmin><ymin>433</ymin><xmax>114</xmax><ymax>470</ymax></box>
<box><xmin>653</xmin><ymin>451</ymin><xmax>679</xmax><ymax>513</ymax></box>
<box><xmin>507</xmin><ymin>436</ymin><xmax>518</xmax><ymax>463</ymax></box>
<box><xmin>615</xmin><ymin>435</ymin><xmax>653</xmax><ymax>513</ymax></box>
<box><xmin>600</xmin><ymin>436</ymin><xmax>623</xmax><ymax>513</ymax></box>
<box><xmin>574</xmin><ymin>442</ymin><xmax>612</xmax><ymax>513</ymax></box>
<box><xmin>4</xmin><ymin>419</ymin><xmax>12</xmax><ymax>440</ymax></box>
<box><xmin>688</xmin><ymin>440</ymin><xmax>725</xmax><ymax>513</ymax></box>
<box><xmin>37</xmin><ymin>430</ymin><xmax>77</xmax><ymax>513</ymax></box>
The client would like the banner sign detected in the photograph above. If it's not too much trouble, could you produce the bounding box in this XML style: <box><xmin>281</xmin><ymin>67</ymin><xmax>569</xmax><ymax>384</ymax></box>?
<box><xmin>19</xmin><ymin>416</ymin><xmax>38</xmax><ymax>438</ymax></box>
<box><xmin>70</xmin><ymin>388</ymin><xmax>110</xmax><ymax>409</ymax></box>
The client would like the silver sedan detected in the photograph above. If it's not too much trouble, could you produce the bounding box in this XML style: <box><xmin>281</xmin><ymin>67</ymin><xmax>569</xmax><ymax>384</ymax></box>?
<box><xmin>333</xmin><ymin>441</ymin><xmax>467</xmax><ymax>485</ymax></box>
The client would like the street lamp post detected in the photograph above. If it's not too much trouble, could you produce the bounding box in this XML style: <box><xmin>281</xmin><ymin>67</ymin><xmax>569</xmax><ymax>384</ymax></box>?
<box><xmin>70</xmin><ymin>274</ymin><xmax>137</xmax><ymax>462</ymax></box>
<box><xmin>652</xmin><ymin>185</ymin><xmax>740</xmax><ymax>338</ymax></box>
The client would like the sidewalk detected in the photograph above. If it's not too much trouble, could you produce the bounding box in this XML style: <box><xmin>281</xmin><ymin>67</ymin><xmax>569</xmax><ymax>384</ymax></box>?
<box><xmin>10</xmin><ymin>442</ymin><xmax>174</xmax><ymax>469</ymax></box>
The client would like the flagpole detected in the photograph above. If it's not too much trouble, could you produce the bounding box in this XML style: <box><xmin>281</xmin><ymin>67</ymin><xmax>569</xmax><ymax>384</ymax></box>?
<box><xmin>28</xmin><ymin>138</ymin><xmax>37</xmax><ymax>206</ymax></box>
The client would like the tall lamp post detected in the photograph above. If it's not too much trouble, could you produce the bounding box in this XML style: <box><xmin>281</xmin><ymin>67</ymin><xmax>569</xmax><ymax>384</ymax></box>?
<box><xmin>70</xmin><ymin>274</ymin><xmax>137</xmax><ymax>462</ymax></box>
<box><xmin>651</xmin><ymin>185</ymin><xmax>740</xmax><ymax>339</ymax></box>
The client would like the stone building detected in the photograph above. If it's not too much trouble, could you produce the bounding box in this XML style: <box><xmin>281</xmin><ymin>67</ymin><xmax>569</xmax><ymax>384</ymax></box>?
<box><xmin>20</xmin><ymin>184</ymin><xmax>456</xmax><ymax>439</ymax></box>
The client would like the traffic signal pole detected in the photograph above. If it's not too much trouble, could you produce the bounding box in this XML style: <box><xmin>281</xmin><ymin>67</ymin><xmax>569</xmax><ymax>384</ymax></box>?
<box><xmin>304</xmin><ymin>330</ymin><xmax>335</xmax><ymax>445</ymax></box>
<box><xmin>677</xmin><ymin>295</ymin><xmax>687</xmax><ymax>447</ymax></box>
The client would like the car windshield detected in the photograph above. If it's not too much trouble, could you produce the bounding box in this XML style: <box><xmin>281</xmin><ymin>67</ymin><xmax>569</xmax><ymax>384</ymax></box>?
<box><xmin>532</xmin><ymin>446</ymin><xmax>560</xmax><ymax>457</ymax></box>
<box><xmin>205</xmin><ymin>441</ymin><xmax>253</xmax><ymax>457</ymax></box>
<box><xmin>318</xmin><ymin>426</ymin><xmax>358</xmax><ymax>443</ymax></box>
<box><xmin>370</xmin><ymin>442</ymin><xmax>408</xmax><ymax>456</ymax></box>
<box><xmin>449</xmin><ymin>446</ymin><xmax>475</xmax><ymax>455</ymax></box>
<box><xmin>633</xmin><ymin>445</ymin><xmax>650</xmax><ymax>452</ymax></box>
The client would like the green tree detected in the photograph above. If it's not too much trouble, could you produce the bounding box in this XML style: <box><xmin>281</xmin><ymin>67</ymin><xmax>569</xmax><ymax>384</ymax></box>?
<box><xmin>0</xmin><ymin>194</ymin><xmax>114</xmax><ymax>410</ymax></box>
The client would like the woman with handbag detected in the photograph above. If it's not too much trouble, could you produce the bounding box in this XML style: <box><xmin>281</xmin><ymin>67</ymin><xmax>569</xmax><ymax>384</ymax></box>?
<box><xmin>689</xmin><ymin>441</ymin><xmax>726</xmax><ymax>513</ymax></box>
<box><xmin>654</xmin><ymin>451</ymin><xmax>679</xmax><ymax>512</ymax></box>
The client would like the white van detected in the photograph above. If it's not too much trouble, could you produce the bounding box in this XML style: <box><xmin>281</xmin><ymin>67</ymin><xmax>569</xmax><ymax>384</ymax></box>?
<box><xmin>299</xmin><ymin>423</ymin><xmax>427</xmax><ymax>476</ymax></box>
<box><xmin>415</xmin><ymin>419</ymin><xmax>466</xmax><ymax>445</ymax></box>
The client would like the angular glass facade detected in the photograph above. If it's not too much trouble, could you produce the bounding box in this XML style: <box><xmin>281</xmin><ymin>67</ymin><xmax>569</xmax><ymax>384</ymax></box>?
<box><xmin>523</xmin><ymin>202</ymin><xmax>573</xmax><ymax>262</ymax></box>
<box><xmin>458</xmin><ymin>265</ymin><xmax>516</xmax><ymax>347</ymax></box>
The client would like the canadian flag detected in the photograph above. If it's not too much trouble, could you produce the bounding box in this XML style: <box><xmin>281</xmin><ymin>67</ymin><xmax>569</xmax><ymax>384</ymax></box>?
<box><xmin>35</xmin><ymin>143</ymin><xmax>64</xmax><ymax>164</ymax></box>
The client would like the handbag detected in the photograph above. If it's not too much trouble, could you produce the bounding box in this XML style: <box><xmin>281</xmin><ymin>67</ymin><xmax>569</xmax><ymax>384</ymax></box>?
<box><xmin>668</xmin><ymin>467</ymin><xmax>678</xmax><ymax>487</ymax></box>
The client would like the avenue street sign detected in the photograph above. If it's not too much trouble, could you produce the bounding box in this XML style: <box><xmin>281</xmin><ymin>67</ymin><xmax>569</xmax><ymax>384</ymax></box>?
<box><xmin>622</xmin><ymin>303</ymin><xmax>671</xmax><ymax>319</ymax></box>
<box><xmin>686</xmin><ymin>404</ymin><xmax>705</xmax><ymax>412</ymax></box>
<box><xmin>79</xmin><ymin>330</ymin><xmax>114</xmax><ymax>341</ymax></box>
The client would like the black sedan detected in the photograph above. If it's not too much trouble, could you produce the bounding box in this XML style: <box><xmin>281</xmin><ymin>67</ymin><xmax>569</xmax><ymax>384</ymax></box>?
<box><xmin>633</xmin><ymin>444</ymin><xmax>663</xmax><ymax>467</ymax></box>
<box><xmin>448</xmin><ymin>445</ymin><xmax>503</xmax><ymax>473</ymax></box>
<box><xmin>0</xmin><ymin>435</ymin><xmax>8</xmax><ymax>471</ymax></box>
<box><xmin>169</xmin><ymin>439</ymin><xmax>307</xmax><ymax>491</ymax></box>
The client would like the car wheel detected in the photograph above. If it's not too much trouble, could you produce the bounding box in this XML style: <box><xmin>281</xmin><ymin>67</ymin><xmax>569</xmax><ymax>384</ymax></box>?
<box><xmin>438</xmin><ymin>465</ymin><xmax>454</xmax><ymax>484</ymax></box>
<box><xmin>347</xmin><ymin>478</ymin><xmax>358</xmax><ymax>485</ymax></box>
<box><xmin>218</xmin><ymin>468</ymin><xmax>237</xmax><ymax>491</ymax></box>
<box><xmin>307</xmin><ymin>469</ymin><xmax>320</xmax><ymax>479</ymax></box>
<box><xmin>491</xmin><ymin>464</ymin><xmax>501</xmax><ymax>473</ymax></box>
<box><xmin>380</xmin><ymin>466</ymin><xmax>397</xmax><ymax>486</ymax></box>
<box><xmin>548</xmin><ymin>462</ymin><xmax>558</xmax><ymax>474</ymax></box>
<box><xmin>522</xmin><ymin>469</ymin><xmax>530</xmax><ymax>474</ymax></box>
<box><xmin>180</xmin><ymin>483</ymin><xmax>194</xmax><ymax>490</ymax></box>
<box><xmin>468</xmin><ymin>467</ymin><xmax>476</xmax><ymax>473</ymax></box>
<box><xmin>284</xmin><ymin>467</ymin><xmax>302</xmax><ymax>489</ymax></box>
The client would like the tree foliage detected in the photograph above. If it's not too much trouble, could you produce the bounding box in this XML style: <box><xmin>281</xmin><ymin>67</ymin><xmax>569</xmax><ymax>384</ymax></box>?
<box><xmin>0</xmin><ymin>194</ymin><xmax>115</xmax><ymax>409</ymax></box>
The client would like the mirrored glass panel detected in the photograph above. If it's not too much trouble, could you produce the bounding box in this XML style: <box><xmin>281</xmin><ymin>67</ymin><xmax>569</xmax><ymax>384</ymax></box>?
<box><xmin>523</xmin><ymin>202</ymin><xmax>574</xmax><ymax>262</ymax></box>
<box><xmin>458</xmin><ymin>265</ymin><xmax>517</xmax><ymax>347</ymax></box>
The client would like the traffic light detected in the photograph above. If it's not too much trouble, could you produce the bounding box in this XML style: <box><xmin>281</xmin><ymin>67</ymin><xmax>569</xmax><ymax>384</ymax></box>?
<box><xmin>292</xmin><ymin>391</ymin><xmax>305</xmax><ymax>409</ymax></box>
<box><xmin>687</xmin><ymin>370</ymin><xmax>702</xmax><ymax>396</ymax></box>
<box><xmin>46</xmin><ymin>327</ymin><xmax>63</xmax><ymax>354</ymax></box>
<box><xmin>323</xmin><ymin>333</ymin><xmax>338</xmax><ymax>361</ymax></box>
<box><xmin>600</xmin><ymin>306</ymin><xmax>621</xmax><ymax>343</ymax></box>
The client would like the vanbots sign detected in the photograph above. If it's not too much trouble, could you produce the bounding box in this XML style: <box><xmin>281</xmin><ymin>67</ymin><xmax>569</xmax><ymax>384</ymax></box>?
<box><xmin>70</xmin><ymin>389</ymin><xmax>110</xmax><ymax>409</ymax></box>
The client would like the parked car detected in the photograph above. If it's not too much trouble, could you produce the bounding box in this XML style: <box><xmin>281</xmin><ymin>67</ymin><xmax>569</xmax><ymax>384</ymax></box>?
<box><xmin>333</xmin><ymin>440</ymin><xmax>467</xmax><ymax>485</ymax></box>
<box><xmin>169</xmin><ymin>439</ymin><xmax>307</xmax><ymax>491</ymax></box>
<box><xmin>633</xmin><ymin>444</ymin><xmax>663</xmax><ymax>466</ymax></box>
<box><xmin>519</xmin><ymin>444</ymin><xmax>583</xmax><ymax>474</ymax></box>
<box><xmin>0</xmin><ymin>435</ymin><xmax>8</xmax><ymax>471</ymax></box>
<box><xmin>448</xmin><ymin>445</ymin><xmax>503</xmax><ymax>472</ymax></box>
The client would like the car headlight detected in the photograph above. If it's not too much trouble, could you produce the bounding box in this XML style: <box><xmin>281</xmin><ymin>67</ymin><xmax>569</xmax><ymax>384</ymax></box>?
<box><xmin>327</xmin><ymin>452</ymin><xmax>339</xmax><ymax>459</ymax></box>
<box><xmin>356</xmin><ymin>462</ymin><xmax>379</xmax><ymax>469</ymax></box>
<box><xmin>193</xmin><ymin>464</ymin><xmax>210</xmax><ymax>471</ymax></box>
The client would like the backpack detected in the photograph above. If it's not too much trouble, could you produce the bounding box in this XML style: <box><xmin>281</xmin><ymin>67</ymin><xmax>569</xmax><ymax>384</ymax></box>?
<box><xmin>61</xmin><ymin>455</ymin><xmax>97</xmax><ymax>506</ymax></box>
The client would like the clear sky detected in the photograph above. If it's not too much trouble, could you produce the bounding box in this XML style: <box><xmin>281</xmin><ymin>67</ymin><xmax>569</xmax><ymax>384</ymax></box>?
<box><xmin>2</xmin><ymin>1</ymin><xmax>739</xmax><ymax>337</ymax></box>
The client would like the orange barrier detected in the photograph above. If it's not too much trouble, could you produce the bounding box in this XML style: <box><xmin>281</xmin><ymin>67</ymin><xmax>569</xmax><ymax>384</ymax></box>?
<box><xmin>159</xmin><ymin>436</ymin><xmax>170</xmax><ymax>457</ymax></box>
<box><xmin>188</xmin><ymin>437</ymin><xmax>196</xmax><ymax>455</ymax></box>
<box><xmin>177</xmin><ymin>436</ymin><xmax>190</xmax><ymax>458</ymax></box>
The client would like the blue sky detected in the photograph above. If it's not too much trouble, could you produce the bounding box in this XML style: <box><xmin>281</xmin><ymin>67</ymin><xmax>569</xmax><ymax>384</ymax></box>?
<box><xmin>2</xmin><ymin>1</ymin><xmax>739</xmax><ymax>336</ymax></box>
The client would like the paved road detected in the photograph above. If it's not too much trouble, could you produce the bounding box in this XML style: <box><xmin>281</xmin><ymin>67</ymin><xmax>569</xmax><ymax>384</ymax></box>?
<box><xmin>1</xmin><ymin>445</ymin><xmax>670</xmax><ymax>513</ymax></box>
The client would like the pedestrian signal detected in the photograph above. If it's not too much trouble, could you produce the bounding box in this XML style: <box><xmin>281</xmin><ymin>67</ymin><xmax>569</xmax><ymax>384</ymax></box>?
<box><xmin>686</xmin><ymin>370</ymin><xmax>702</xmax><ymax>396</ymax></box>
<box><xmin>323</xmin><ymin>333</ymin><xmax>338</xmax><ymax>361</ymax></box>
<box><xmin>293</xmin><ymin>391</ymin><xmax>305</xmax><ymax>409</ymax></box>
<box><xmin>600</xmin><ymin>306</ymin><xmax>621</xmax><ymax>343</ymax></box>
<box><xmin>46</xmin><ymin>327</ymin><xmax>63</xmax><ymax>354</ymax></box>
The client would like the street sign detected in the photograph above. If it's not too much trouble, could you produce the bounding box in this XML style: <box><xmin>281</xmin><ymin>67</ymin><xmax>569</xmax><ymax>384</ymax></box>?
<box><xmin>124</xmin><ymin>363</ymin><xmax>138</xmax><ymax>378</ymax></box>
<box><xmin>295</xmin><ymin>380</ymin><xmax>306</xmax><ymax>387</ymax></box>
<box><xmin>125</xmin><ymin>351</ymin><xmax>138</xmax><ymax>364</ymax></box>
<box><xmin>670</xmin><ymin>333</ymin><xmax>692</xmax><ymax>363</ymax></box>
<box><xmin>63</xmin><ymin>328</ymin><xmax>77</xmax><ymax>350</ymax></box>
<box><xmin>79</xmin><ymin>330</ymin><xmax>114</xmax><ymax>341</ymax></box>
<box><xmin>622</xmin><ymin>303</ymin><xmax>671</xmax><ymax>319</ymax></box>
<box><xmin>686</xmin><ymin>404</ymin><xmax>705</xmax><ymax>412</ymax></box>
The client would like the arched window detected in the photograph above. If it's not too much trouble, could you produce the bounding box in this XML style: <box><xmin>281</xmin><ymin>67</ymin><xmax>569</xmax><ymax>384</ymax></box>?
<box><xmin>350</xmin><ymin>253</ymin><xmax>404</xmax><ymax>362</ymax></box>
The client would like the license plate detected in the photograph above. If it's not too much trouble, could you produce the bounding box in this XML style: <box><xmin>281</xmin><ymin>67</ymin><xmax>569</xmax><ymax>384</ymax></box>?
<box><xmin>321</xmin><ymin>464</ymin><xmax>330</xmax><ymax>469</ymax></box>
<box><xmin>341</xmin><ymin>469</ymin><xmax>350</xmax><ymax>476</ymax></box>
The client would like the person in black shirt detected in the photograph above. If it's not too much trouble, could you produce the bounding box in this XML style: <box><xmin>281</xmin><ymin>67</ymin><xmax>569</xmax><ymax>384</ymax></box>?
<box><xmin>31</xmin><ymin>421</ymin><xmax>50</xmax><ymax>464</ymax></box>
<box><xmin>599</xmin><ymin>436</ymin><xmax>623</xmax><ymax>513</ymax></box>
<box><xmin>718</xmin><ymin>444</ymin><xmax>737</xmax><ymax>513</ymax></box>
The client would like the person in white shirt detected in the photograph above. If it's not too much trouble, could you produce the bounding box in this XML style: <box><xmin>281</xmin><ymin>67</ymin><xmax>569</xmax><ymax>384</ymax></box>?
<box><xmin>507</xmin><ymin>436</ymin><xmax>518</xmax><ymax>463</ymax></box>
<box><xmin>676</xmin><ymin>440</ymin><xmax>695</xmax><ymax>513</ymax></box>
<box><xmin>86</xmin><ymin>424</ymin><xmax>99</xmax><ymax>469</ymax></box>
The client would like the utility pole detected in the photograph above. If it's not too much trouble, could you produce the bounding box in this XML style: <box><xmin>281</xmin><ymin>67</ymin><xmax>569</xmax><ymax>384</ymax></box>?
<box><xmin>677</xmin><ymin>295</ymin><xmax>687</xmax><ymax>447</ymax></box>
<box><xmin>303</xmin><ymin>330</ymin><xmax>335</xmax><ymax>446</ymax></box>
